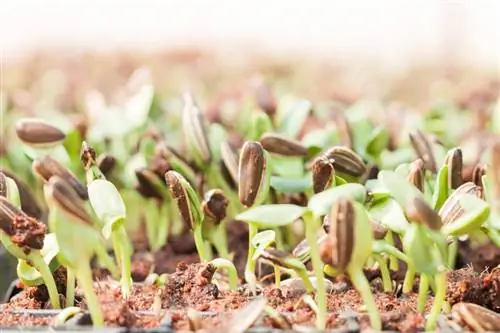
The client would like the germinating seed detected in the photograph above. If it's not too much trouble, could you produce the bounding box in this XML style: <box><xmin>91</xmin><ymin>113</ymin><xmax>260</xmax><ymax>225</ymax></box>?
<box><xmin>46</xmin><ymin>176</ymin><xmax>93</xmax><ymax>225</ymax></box>
<box><xmin>165</xmin><ymin>170</ymin><xmax>194</xmax><ymax>229</ymax></box>
<box><xmin>409</xmin><ymin>130</ymin><xmax>437</xmax><ymax>173</ymax></box>
<box><xmin>135</xmin><ymin>168</ymin><xmax>164</xmax><ymax>200</ymax></box>
<box><xmin>312</xmin><ymin>156</ymin><xmax>335</xmax><ymax>194</ymax></box>
<box><xmin>201</xmin><ymin>189</ymin><xmax>229</xmax><ymax>223</ymax></box>
<box><xmin>452</xmin><ymin>302</ymin><xmax>500</xmax><ymax>332</ymax></box>
<box><xmin>220</xmin><ymin>141</ymin><xmax>239</xmax><ymax>185</ymax></box>
<box><xmin>259</xmin><ymin>133</ymin><xmax>308</xmax><ymax>157</ymax></box>
<box><xmin>80</xmin><ymin>141</ymin><xmax>97</xmax><ymax>170</ymax></box>
<box><xmin>328</xmin><ymin>198</ymin><xmax>355</xmax><ymax>271</ymax></box>
<box><xmin>406</xmin><ymin>196</ymin><xmax>442</xmax><ymax>230</ymax></box>
<box><xmin>471</xmin><ymin>163</ymin><xmax>486</xmax><ymax>188</ymax></box>
<box><xmin>407</xmin><ymin>159</ymin><xmax>425</xmax><ymax>192</ymax></box>
<box><xmin>324</xmin><ymin>146</ymin><xmax>366</xmax><ymax>177</ymax></box>
<box><xmin>33</xmin><ymin>155</ymin><xmax>88</xmax><ymax>200</ymax></box>
<box><xmin>238</xmin><ymin>141</ymin><xmax>266</xmax><ymax>207</ymax></box>
<box><xmin>15</xmin><ymin>118</ymin><xmax>66</xmax><ymax>148</ymax></box>
<box><xmin>445</xmin><ymin>148</ymin><xmax>463</xmax><ymax>190</ymax></box>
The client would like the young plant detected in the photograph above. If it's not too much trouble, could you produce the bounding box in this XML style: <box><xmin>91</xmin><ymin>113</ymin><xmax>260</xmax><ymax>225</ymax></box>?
<box><xmin>319</xmin><ymin>198</ymin><xmax>380</xmax><ymax>330</ymax></box>
<box><xmin>201</xmin><ymin>189</ymin><xmax>230</xmax><ymax>259</ymax></box>
<box><xmin>44</xmin><ymin>176</ymin><xmax>119</xmax><ymax>326</ymax></box>
<box><xmin>207</xmin><ymin>258</ymin><xmax>238</xmax><ymax>291</ymax></box>
<box><xmin>82</xmin><ymin>142</ymin><xmax>133</xmax><ymax>298</ymax></box>
<box><xmin>0</xmin><ymin>195</ymin><xmax>61</xmax><ymax>309</ymax></box>
<box><xmin>165</xmin><ymin>170</ymin><xmax>210</xmax><ymax>261</ymax></box>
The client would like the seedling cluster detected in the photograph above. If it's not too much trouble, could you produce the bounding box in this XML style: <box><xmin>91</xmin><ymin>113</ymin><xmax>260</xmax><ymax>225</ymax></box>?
<box><xmin>1</xmin><ymin>66</ymin><xmax>500</xmax><ymax>332</ymax></box>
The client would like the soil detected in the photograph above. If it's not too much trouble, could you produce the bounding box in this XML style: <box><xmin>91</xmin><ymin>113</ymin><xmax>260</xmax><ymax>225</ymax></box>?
<box><xmin>2</xmin><ymin>256</ymin><xmax>500</xmax><ymax>333</ymax></box>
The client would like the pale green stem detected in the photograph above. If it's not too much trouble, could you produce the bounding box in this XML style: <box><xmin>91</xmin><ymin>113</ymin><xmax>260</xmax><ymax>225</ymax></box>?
<box><xmin>145</xmin><ymin>200</ymin><xmax>159</xmax><ymax>251</ymax></box>
<box><xmin>77</xmin><ymin>263</ymin><xmax>103</xmax><ymax>327</ymax></box>
<box><xmin>274</xmin><ymin>227</ymin><xmax>285</xmax><ymax>251</ymax></box>
<box><xmin>385</xmin><ymin>231</ymin><xmax>399</xmax><ymax>271</ymax></box>
<box><xmin>447</xmin><ymin>239</ymin><xmax>458</xmax><ymax>269</ymax></box>
<box><xmin>304</xmin><ymin>214</ymin><xmax>326</xmax><ymax>330</ymax></box>
<box><xmin>112</xmin><ymin>226</ymin><xmax>132</xmax><ymax>298</ymax></box>
<box><xmin>417</xmin><ymin>274</ymin><xmax>429</xmax><ymax>313</ymax></box>
<box><xmin>66</xmin><ymin>268</ymin><xmax>76</xmax><ymax>307</ymax></box>
<box><xmin>486</xmin><ymin>227</ymin><xmax>500</xmax><ymax>247</ymax></box>
<box><xmin>30</xmin><ymin>253</ymin><xmax>61</xmax><ymax>309</ymax></box>
<box><xmin>324</xmin><ymin>264</ymin><xmax>340</xmax><ymax>277</ymax></box>
<box><xmin>349</xmin><ymin>267</ymin><xmax>381</xmax><ymax>330</ymax></box>
<box><xmin>425</xmin><ymin>271</ymin><xmax>447</xmax><ymax>331</ymax></box>
<box><xmin>94</xmin><ymin>243</ymin><xmax>120</xmax><ymax>279</ymax></box>
<box><xmin>155</xmin><ymin>202</ymin><xmax>170</xmax><ymax>252</ymax></box>
<box><xmin>274</xmin><ymin>265</ymin><xmax>281</xmax><ymax>288</ymax></box>
<box><xmin>403</xmin><ymin>265</ymin><xmax>416</xmax><ymax>294</ymax></box>
<box><xmin>373</xmin><ymin>254</ymin><xmax>393</xmax><ymax>292</ymax></box>
<box><xmin>296</xmin><ymin>269</ymin><xmax>315</xmax><ymax>294</ymax></box>
<box><xmin>284</xmin><ymin>224</ymin><xmax>297</xmax><ymax>249</ymax></box>
<box><xmin>194</xmin><ymin>226</ymin><xmax>210</xmax><ymax>262</ymax></box>
<box><xmin>374</xmin><ymin>241</ymin><xmax>415</xmax><ymax>293</ymax></box>
<box><xmin>210</xmin><ymin>221</ymin><xmax>230</xmax><ymax>259</ymax></box>
<box><xmin>209</xmin><ymin>258</ymin><xmax>238</xmax><ymax>291</ymax></box>
<box><xmin>244</xmin><ymin>223</ymin><xmax>259</xmax><ymax>295</ymax></box>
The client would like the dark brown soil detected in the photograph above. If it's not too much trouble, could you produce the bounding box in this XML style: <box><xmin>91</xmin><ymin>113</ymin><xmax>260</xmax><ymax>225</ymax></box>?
<box><xmin>457</xmin><ymin>239</ymin><xmax>500</xmax><ymax>272</ymax></box>
<box><xmin>3</xmin><ymin>262</ymin><xmax>500</xmax><ymax>332</ymax></box>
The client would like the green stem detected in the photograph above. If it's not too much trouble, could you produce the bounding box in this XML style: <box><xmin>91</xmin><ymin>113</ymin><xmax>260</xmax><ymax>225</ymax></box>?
<box><xmin>304</xmin><ymin>214</ymin><xmax>326</xmax><ymax>330</ymax></box>
<box><xmin>425</xmin><ymin>271</ymin><xmax>447</xmax><ymax>331</ymax></box>
<box><xmin>324</xmin><ymin>264</ymin><xmax>340</xmax><ymax>278</ymax></box>
<box><xmin>447</xmin><ymin>239</ymin><xmax>458</xmax><ymax>269</ymax></box>
<box><xmin>403</xmin><ymin>265</ymin><xmax>416</xmax><ymax>294</ymax></box>
<box><xmin>94</xmin><ymin>243</ymin><xmax>120</xmax><ymax>279</ymax></box>
<box><xmin>485</xmin><ymin>227</ymin><xmax>500</xmax><ymax>247</ymax></box>
<box><xmin>113</xmin><ymin>226</ymin><xmax>132</xmax><ymax>298</ymax></box>
<box><xmin>77</xmin><ymin>263</ymin><xmax>103</xmax><ymax>327</ymax></box>
<box><xmin>385</xmin><ymin>231</ymin><xmax>399</xmax><ymax>271</ymax></box>
<box><xmin>349</xmin><ymin>267</ymin><xmax>381</xmax><ymax>330</ymax></box>
<box><xmin>66</xmin><ymin>268</ymin><xmax>75</xmax><ymax>307</ymax></box>
<box><xmin>417</xmin><ymin>274</ymin><xmax>429</xmax><ymax>313</ymax></box>
<box><xmin>30</xmin><ymin>253</ymin><xmax>61</xmax><ymax>309</ymax></box>
<box><xmin>296</xmin><ymin>269</ymin><xmax>315</xmax><ymax>294</ymax></box>
<box><xmin>274</xmin><ymin>227</ymin><xmax>285</xmax><ymax>251</ymax></box>
<box><xmin>209</xmin><ymin>258</ymin><xmax>238</xmax><ymax>291</ymax></box>
<box><xmin>194</xmin><ymin>225</ymin><xmax>210</xmax><ymax>262</ymax></box>
<box><xmin>144</xmin><ymin>199</ymin><xmax>159</xmax><ymax>251</ymax></box>
<box><xmin>244</xmin><ymin>223</ymin><xmax>258</xmax><ymax>295</ymax></box>
<box><xmin>210</xmin><ymin>221</ymin><xmax>230</xmax><ymax>259</ymax></box>
<box><xmin>274</xmin><ymin>265</ymin><xmax>281</xmax><ymax>287</ymax></box>
<box><xmin>374</xmin><ymin>241</ymin><xmax>415</xmax><ymax>293</ymax></box>
<box><xmin>155</xmin><ymin>202</ymin><xmax>170</xmax><ymax>252</ymax></box>
<box><xmin>373</xmin><ymin>254</ymin><xmax>393</xmax><ymax>292</ymax></box>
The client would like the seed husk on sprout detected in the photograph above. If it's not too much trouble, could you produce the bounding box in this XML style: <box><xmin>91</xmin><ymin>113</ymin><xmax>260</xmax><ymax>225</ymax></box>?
<box><xmin>259</xmin><ymin>133</ymin><xmax>308</xmax><ymax>157</ymax></box>
<box><xmin>238</xmin><ymin>141</ymin><xmax>266</xmax><ymax>207</ymax></box>
<box><xmin>324</xmin><ymin>146</ymin><xmax>366</xmax><ymax>178</ymax></box>
<box><xmin>409</xmin><ymin>130</ymin><xmax>437</xmax><ymax>173</ymax></box>
<box><xmin>444</xmin><ymin>147</ymin><xmax>463</xmax><ymax>190</ymax></box>
<box><xmin>15</xmin><ymin>118</ymin><xmax>66</xmax><ymax>148</ymax></box>
<box><xmin>407</xmin><ymin>159</ymin><xmax>425</xmax><ymax>192</ymax></box>
<box><xmin>311</xmin><ymin>155</ymin><xmax>335</xmax><ymax>194</ymax></box>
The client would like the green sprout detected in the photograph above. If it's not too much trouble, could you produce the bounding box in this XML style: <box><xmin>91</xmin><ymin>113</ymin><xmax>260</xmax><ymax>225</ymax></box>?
<box><xmin>207</xmin><ymin>258</ymin><xmax>238</xmax><ymax>291</ymax></box>
<box><xmin>0</xmin><ymin>195</ymin><xmax>61</xmax><ymax>309</ymax></box>
<box><xmin>44</xmin><ymin>176</ymin><xmax>119</xmax><ymax>326</ymax></box>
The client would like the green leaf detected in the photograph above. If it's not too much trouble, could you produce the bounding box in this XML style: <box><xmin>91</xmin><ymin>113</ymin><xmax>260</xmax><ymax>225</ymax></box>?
<box><xmin>402</xmin><ymin>224</ymin><xmax>438</xmax><ymax>275</ymax></box>
<box><xmin>365</xmin><ymin>179</ymin><xmax>391</xmax><ymax>205</ymax></box>
<box><xmin>248</xmin><ymin>111</ymin><xmax>274</xmax><ymax>141</ymax></box>
<box><xmin>441</xmin><ymin>194</ymin><xmax>490</xmax><ymax>236</ymax></box>
<box><xmin>269</xmin><ymin>155</ymin><xmax>304</xmax><ymax>178</ymax></box>
<box><xmin>278</xmin><ymin>99</ymin><xmax>311</xmax><ymax>139</ymax></box>
<box><xmin>125</xmin><ymin>84</ymin><xmax>155</xmax><ymax>129</ymax></box>
<box><xmin>379</xmin><ymin>148</ymin><xmax>415</xmax><ymax>170</ymax></box>
<box><xmin>379</xmin><ymin>170</ymin><xmax>423</xmax><ymax>208</ymax></box>
<box><xmin>236</xmin><ymin>204</ymin><xmax>307</xmax><ymax>228</ymax></box>
<box><xmin>368</xmin><ymin>199</ymin><xmax>409</xmax><ymax>235</ymax></box>
<box><xmin>308</xmin><ymin>183</ymin><xmax>367</xmax><ymax>217</ymax></box>
<box><xmin>251</xmin><ymin>230</ymin><xmax>276</xmax><ymax>260</ymax></box>
<box><xmin>432</xmin><ymin>165</ymin><xmax>449</xmax><ymax>211</ymax></box>
<box><xmin>366</xmin><ymin>126</ymin><xmax>389</xmax><ymax>157</ymax></box>
<box><xmin>17</xmin><ymin>233</ymin><xmax>60</xmax><ymax>286</ymax></box>
<box><xmin>270</xmin><ymin>176</ymin><xmax>312</xmax><ymax>194</ymax></box>
<box><xmin>88</xmin><ymin>179</ymin><xmax>126</xmax><ymax>239</ymax></box>
<box><xmin>301</xmin><ymin>127</ymin><xmax>338</xmax><ymax>152</ymax></box>
<box><xmin>350</xmin><ymin>201</ymin><xmax>375</xmax><ymax>270</ymax></box>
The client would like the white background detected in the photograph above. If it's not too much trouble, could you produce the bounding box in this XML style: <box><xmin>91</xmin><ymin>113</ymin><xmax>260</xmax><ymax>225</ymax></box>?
<box><xmin>1</xmin><ymin>0</ymin><xmax>499</xmax><ymax>69</ymax></box>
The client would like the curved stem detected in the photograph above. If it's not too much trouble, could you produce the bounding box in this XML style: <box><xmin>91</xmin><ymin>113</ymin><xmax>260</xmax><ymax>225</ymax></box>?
<box><xmin>274</xmin><ymin>265</ymin><xmax>281</xmax><ymax>288</ymax></box>
<box><xmin>66</xmin><ymin>268</ymin><xmax>75</xmax><ymax>307</ymax></box>
<box><xmin>324</xmin><ymin>264</ymin><xmax>340</xmax><ymax>278</ymax></box>
<box><xmin>244</xmin><ymin>223</ymin><xmax>258</xmax><ymax>295</ymax></box>
<box><xmin>77</xmin><ymin>264</ymin><xmax>103</xmax><ymax>327</ymax></box>
<box><xmin>373</xmin><ymin>254</ymin><xmax>393</xmax><ymax>292</ymax></box>
<box><xmin>30</xmin><ymin>252</ymin><xmax>61</xmax><ymax>309</ymax></box>
<box><xmin>304</xmin><ymin>214</ymin><xmax>326</xmax><ymax>330</ymax></box>
<box><xmin>425</xmin><ymin>271</ymin><xmax>447</xmax><ymax>331</ymax></box>
<box><xmin>209</xmin><ymin>258</ymin><xmax>238</xmax><ymax>291</ymax></box>
<box><xmin>417</xmin><ymin>274</ymin><xmax>429</xmax><ymax>313</ymax></box>
<box><xmin>349</xmin><ymin>267</ymin><xmax>381</xmax><ymax>330</ymax></box>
